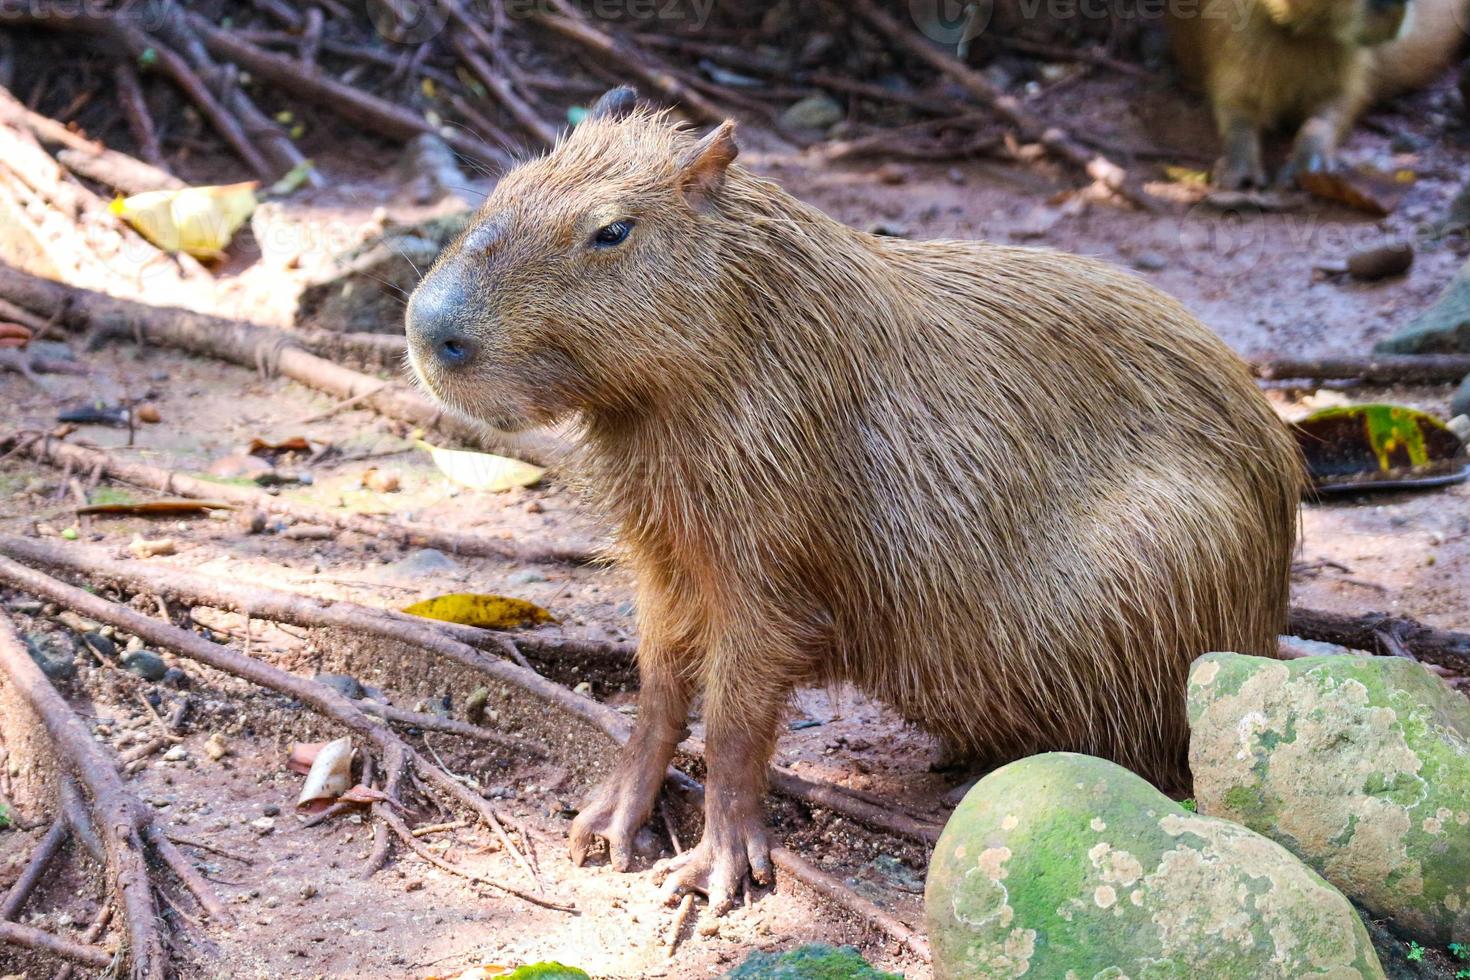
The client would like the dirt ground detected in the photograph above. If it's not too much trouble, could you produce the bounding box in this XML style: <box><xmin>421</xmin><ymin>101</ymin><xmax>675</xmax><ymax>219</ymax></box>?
<box><xmin>1</xmin><ymin>50</ymin><xmax>1469</xmax><ymax>980</ymax></box>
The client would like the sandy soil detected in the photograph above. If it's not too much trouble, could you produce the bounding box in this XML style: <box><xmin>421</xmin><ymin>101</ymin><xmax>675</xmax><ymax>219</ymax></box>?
<box><xmin>1</xmin><ymin>56</ymin><xmax>1468</xmax><ymax>980</ymax></box>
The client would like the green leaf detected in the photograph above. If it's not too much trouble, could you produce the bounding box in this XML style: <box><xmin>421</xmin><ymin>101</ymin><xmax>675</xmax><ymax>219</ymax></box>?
<box><xmin>1294</xmin><ymin>403</ymin><xmax>1468</xmax><ymax>493</ymax></box>
<box><xmin>504</xmin><ymin>965</ymin><xmax>590</xmax><ymax>979</ymax></box>
<box><xmin>402</xmin><ymin>593</ymin><xmax>555</xmax><ymax>629</ymax></box>
<box><xmin>0</xmin><ymin>802</ymin><xmax>11</xmax><ymax>829</ymax></box>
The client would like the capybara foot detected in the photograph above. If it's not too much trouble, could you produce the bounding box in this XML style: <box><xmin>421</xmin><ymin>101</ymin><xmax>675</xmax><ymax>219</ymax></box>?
<box><xmin>568</xmin><ymin>777</ymin><xmax>656</xmax><ymax>871</ymax></box>
<box><xmin>1214</xmin><ymin>153</ymin><xmax>1268</xmax><ymax>191</ymax></box>
<box><xmin>653</xmin><ymin>818</ymin><xmax>771</xmax><ymax>915</ymax></box>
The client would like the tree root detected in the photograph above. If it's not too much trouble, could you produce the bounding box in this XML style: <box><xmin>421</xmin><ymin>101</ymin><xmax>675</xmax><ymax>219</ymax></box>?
<box><xmin>1288</xmin><ymin>605</ymin><xmax>1470</xmax><ymax>672</ymax></box>
<box><xmin>0</xmin><ymin>533</ymin><xmax>940</xmax><ymax>843</ymax></box>
<box><xmin>0</xmin><ymin>536</ymin><xmax>937</xmax><ymax>954</ymax></box>
<box><xmin>0</xmin><ymin>555</ymin><xmax>577</xmax><ymax>921</ymax></box>
<box><xmin>0</xmin><ymin>921</ymin><xmax>114</xmax><ymax>970</ymax></box>
<box><xmin>2</xmin><ymin>431</ymin><xmax>597</xmax><ymax>567</ymax></box>
<box><xmin>0</xmin><ymin>611</ymin><xmax>234</xmax><ymax>979</ymax></box>
<box><xmin>0</xmin><ymin>264</ymin><xmax>574</xmax><ymax>468</ymax></box>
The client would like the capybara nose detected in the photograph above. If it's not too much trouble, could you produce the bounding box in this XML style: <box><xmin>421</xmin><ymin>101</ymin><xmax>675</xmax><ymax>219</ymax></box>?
<box><xmin>406</xmin><ymin>276</ymin><xmax>479</xmax><ymax>371</ymax></box>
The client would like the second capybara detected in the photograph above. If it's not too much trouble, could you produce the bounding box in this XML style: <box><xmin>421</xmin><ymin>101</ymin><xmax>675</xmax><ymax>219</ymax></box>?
<box><xmin>405</xmin><ymin>87</ymin><xmax>1303</xmax><ymax>911</ymax></box>
<box><xmin>1170</xmin><ymin>0</ymin><xmax>1468</xmax><ymax>188</ymax></box>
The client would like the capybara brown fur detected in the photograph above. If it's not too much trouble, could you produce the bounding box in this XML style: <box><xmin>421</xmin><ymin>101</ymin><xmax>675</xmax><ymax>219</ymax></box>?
<box><xmin>1170</xmin><ymin>0</ymin><xmax>1468</xmax><ymax>188</ymax></box>
<box><xmin>405</xmin><ymin>87</ymin><xmax>1303</xmax><ymax>911</ymax></box>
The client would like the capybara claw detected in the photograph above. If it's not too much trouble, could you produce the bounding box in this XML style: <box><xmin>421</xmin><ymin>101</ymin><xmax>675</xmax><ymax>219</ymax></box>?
<box><xmin>653</xmin><ymin>825</ymin><xmax>769</xmax><ymax>916</ymax></box>
<box><xmin>568</xmin><ymin>799</ymin><xmax>638</xmax><ymax>871</ymax></box>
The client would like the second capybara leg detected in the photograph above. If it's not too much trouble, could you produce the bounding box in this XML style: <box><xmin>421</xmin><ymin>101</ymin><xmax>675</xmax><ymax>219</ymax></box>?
<box><xmin>1215</xmin><ymin>113</ymin><xmax>1267</xmax><ymax>189</ymax></box>
<box><xmin>1279</xmin><ymin>105</ymin><xmax>1349</xmax><ymax>187</ymax></box>
<box><xmin>568</xmin><ymin>661</ymin><xmax>691</xmax><ymax>871</ymax></box>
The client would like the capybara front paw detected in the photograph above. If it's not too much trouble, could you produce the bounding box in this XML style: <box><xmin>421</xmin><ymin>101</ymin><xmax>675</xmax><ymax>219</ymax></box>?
<box><xmin>1214</xmin><ymin>154</ymin><xmax>1267</xmax><ymax>191</ymax></box>
<box><xmin>568</xmin><ymin>783</ymin><xmax>648</xmax><ymax>872</ymax></box>
<box><xmin>652</xmin><ymin>821</ymin><xmax>771</xmax><ymax>915</ymax></box>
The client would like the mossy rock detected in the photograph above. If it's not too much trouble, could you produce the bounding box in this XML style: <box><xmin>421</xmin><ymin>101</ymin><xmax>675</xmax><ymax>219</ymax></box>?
<box><xmin>1374</xmin><ymin>260</ymin><xmax>1470</xmax><ymax>354</ymax></box>
<box><xmin>925</xmin><ymin>752</ymin><xmax>1384</xmax><ymax>979</ymax></box>
<box><xmin>723</xmin><ymin>943</ymin><xmax>901</xmax><ymax>978</ymax></box>
<box><xmin>1188</xmin><ymin>652</ymin><xmax>1470</xmax><ymax>944</ymax></box>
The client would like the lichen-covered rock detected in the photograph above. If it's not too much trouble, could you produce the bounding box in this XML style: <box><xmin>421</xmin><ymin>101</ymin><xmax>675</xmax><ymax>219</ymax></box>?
<box><xmin>1188</xmin><ymin>652</ymin><xmax>1470</xmax><ymax>944</ymax></box>
<box><xmin>723</xmin><ymin>943</ymin><xmax>902</xmax><ymax>978</ymax></box>
<box><xmin>925</xmin><ymin>752</ymin><xmax>1384</xmax><ymax>980</ymax></box>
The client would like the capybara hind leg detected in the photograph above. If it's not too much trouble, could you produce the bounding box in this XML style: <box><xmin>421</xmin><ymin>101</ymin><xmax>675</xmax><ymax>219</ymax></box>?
<box><xmin>1215</xmin><ymin>113</ymin><xmax>1267</xmax><ymax>189</ymax></box>
<box><xmin>1279</xmin><ymin>104</ymin><xmax>1349</xmax><ymax>187</ymax></box>
<box><xmin>654</xmin><ymin>675</ymin><xmax>781</xmax><ymax>915</ymax></box>
<box><xmin>569</xmin><ymin>665</ymin><xmax>690</xmax><ymax>871</ymax></box>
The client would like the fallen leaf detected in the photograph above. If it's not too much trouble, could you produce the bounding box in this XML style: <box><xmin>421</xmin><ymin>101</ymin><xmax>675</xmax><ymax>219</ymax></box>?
<box><xmin>298</xmin><ymin>735</ymin><xmax>354</xmax><ymax>807</ymax></box>
<box><xmin>57</xmin><ymin>401</ymin><xmax>130</xmax><ymax>427</ymax></box>
<box><xmin>77</xmin><ymin>499</ymin><xmax>233</xmax><ymax>516</ymax></box>
<box><xmin>1164</xmin><ymin>165</ymin><xmax>1210</xmax><ymax>185</ymax></box>
<box><xmin>0</xmin><ymin>322</ymin><xmax>30</xmax><ymax>348</ymax></box>
<box><xmin>362</xmin><ymin>467</ymin><xmax>402</xmax><ymax>493</ymax></box>
<box><xmin>207</xmin><ymin>454</ymin><xmax>274</xmax><ymax>480</ymax></box>
<box><xmin>247</xmin><ymin>436</ymin><xmax>313</xmax><ymax>459</ymax></box>
<box><xmin>287</xmin><ymin>740</ymin><xmax>329</xmax><ymax>775</ymax></box>
<box><xmin>1294</xmin><ymin>403</ymin><xmax>1469</xmax><ymax>493</ymax></box>
<box><xmin>417</xmin><ymin>440</ymin><xmax>545</xmax><ymax>492</ymax></box>
<box><xmin>1298</xmin><ymin>166</ymin><xmax>1411</xmax><ymax>216</ymax></box>
<box><xmin>402</xmin><ymin>593</ymin><xmax>555</xmax><ymax>629</ymax></box>
<box><xmin>110</xmin><ymin>181</ymin><xmax>258</xmax><ymax>259</ymax></box>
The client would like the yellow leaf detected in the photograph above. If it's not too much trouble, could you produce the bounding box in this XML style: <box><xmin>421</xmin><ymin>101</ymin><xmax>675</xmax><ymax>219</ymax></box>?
<box><xmin>417</xmin><ymin>440</ymin><xmax>545</xmax><ymax>492</ymax></box>
<box><xmin>421</xmin><ymin>77</ymin><xmax>437</xmax><ymax>99</ymax></box>
<box><xmin>402</xmin><ymin>593</ymin><xmax>555</xmax><ymax>629</ymax></box>
<box><xmin>1164</xmin><ymin>165</ymin><xmax>1210</xmax><ymax>186</ymax></box>
<box><xmin>110</xmin><ymin>182</ymin><xmax>258</xmax><ymax>259</ymax></box>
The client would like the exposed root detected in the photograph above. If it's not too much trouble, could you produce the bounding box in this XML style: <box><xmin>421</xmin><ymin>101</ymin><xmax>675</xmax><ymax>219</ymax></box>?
<box><xmin>3</xmin><ymin>431</ymin><xmax>596</xmax><ymax>566</ymax></box>
<box><xmin>0</xmin><ymin>536</ymin><xmax>933</xmax><ymax>955</ymax></box>
<box><xmin>1288</xmin><ymin>605</ymin><xmax>1470</xmax><ymax>672</ymax></box>
<box><xmin>0</xmin><ymin>553</ymin><xmax>578</xmax><ymax>923</ymax></box>
<box><xmin>0</xmin><ymin>921</ymin><xmax>114</xmax><ymax>970</ymax></box>
<box><xmin>0</xmin><ymin>810</ymin><xmax>69</xmax><ymax>920</ymax></box>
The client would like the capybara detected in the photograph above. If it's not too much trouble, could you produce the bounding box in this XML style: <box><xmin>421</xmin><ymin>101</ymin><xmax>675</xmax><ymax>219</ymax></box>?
<box><xmin>1170</xmin><ymin>0</ymin><xmax>1468</xmax><ymax>188</ymax></box>
<box><xmin>405</xmin><ymin>87</ymin><xmax>1303</xmax><ymax>911</ymax></box>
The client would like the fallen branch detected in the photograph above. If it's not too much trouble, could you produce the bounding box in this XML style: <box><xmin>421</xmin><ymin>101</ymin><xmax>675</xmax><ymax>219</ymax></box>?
<box><xmin>1252</xmin><ymin>353</ymin><xmax>1470</xmax><ymax>385</ymax></box>
<box><xmin>0</xmin><ymin>86</ymin><xmax>182</xmax><ymax>194</ymax></box>
<box><xmin>0</xmin><ymin>263</ymin><xmax>573</xmax><ymax>467</ymax></box>
<box><xmin>0</xmin><ymin>536</ymin><xmax>940</xmax><ymax>850</ymax></box>
<box><xmin>851</xmin><ymin>0</ymin><xmax>1157</xmax><ymax>211</ymax></box>
<box><xmin>529</xmin><ymin>0</ymin><xmax>723</xmax><ymax>123</ymax></box>
<box><xmin>1288</xmin><ymin>605</ymin><xmax>1470</xmax><ymax>672</ymax></box>
<box><xmin>184</xmin><ymin>14</ymin><xmax>510</xmax><ymax>170</ymax></box>
<box><xmin>3</xmin><ymin>432</ymin><xmax>596</xmax><ymax>566</ymax></box>
<box><xmin>770</xmin><ymin>846</ymin><xmax>928</xmax><ymax>957</ymax></box>
<box><xmin>0</xmin><ymin>554</ymin><xmax>575</xmax><ymax>915</ymax></box>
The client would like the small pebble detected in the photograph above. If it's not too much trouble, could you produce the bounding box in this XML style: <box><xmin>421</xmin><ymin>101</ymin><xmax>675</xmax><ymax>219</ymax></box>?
<box><xmin>1346</xmin><ymin>243</ymin><xmax>1413</xmax><ymax>281</ymax></box>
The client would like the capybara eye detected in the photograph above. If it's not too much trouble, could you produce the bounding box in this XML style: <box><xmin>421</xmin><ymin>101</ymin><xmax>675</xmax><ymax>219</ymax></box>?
<box><xmin>592</xmin><ymin>219</ymin><xmax>634</xmax><ymax>248</ymax></box>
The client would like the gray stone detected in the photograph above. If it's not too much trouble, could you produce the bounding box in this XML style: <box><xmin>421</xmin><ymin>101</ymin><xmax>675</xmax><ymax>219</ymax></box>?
<box><xmin>1451</xmin><ymin>373</ymin><xmax>1470</xmax><ymax>420</ymax></box>
<box><xmin>1373</xmin><ymin>260</ymin><xmax>1470</xmax><ymax>354</ymax></box>
<box><xmin>313</xmin><ymin>673</ymin><xmax>364</xmax><ymax>700</ymax></box>
<box><xmin>122</xmin><ymin>650</ymin><xmax>168</xmax><ymax>682</ymax></box>
<box><xmin>780</xmin><ymin>94</ymin><xmax>844</xmax><ymax>131</ymax></box>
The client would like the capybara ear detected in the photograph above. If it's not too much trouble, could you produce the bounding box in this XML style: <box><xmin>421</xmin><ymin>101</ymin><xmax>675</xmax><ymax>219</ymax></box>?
<box><xmin>587</xmin><ymin>86</ymin><xmax>639</xmax><ymax>121</ymax></box>
<box><xmin>677</xmin><ymin>120</ymin><xmax>738</xmax><ymax>212</ymax></box>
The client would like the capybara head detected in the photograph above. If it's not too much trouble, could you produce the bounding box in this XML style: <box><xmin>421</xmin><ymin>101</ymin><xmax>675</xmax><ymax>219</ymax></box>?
<box><xmin>406</xmin><ymin>87</ymin><xmax>741</xmax><ymax>432</ymax></box>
